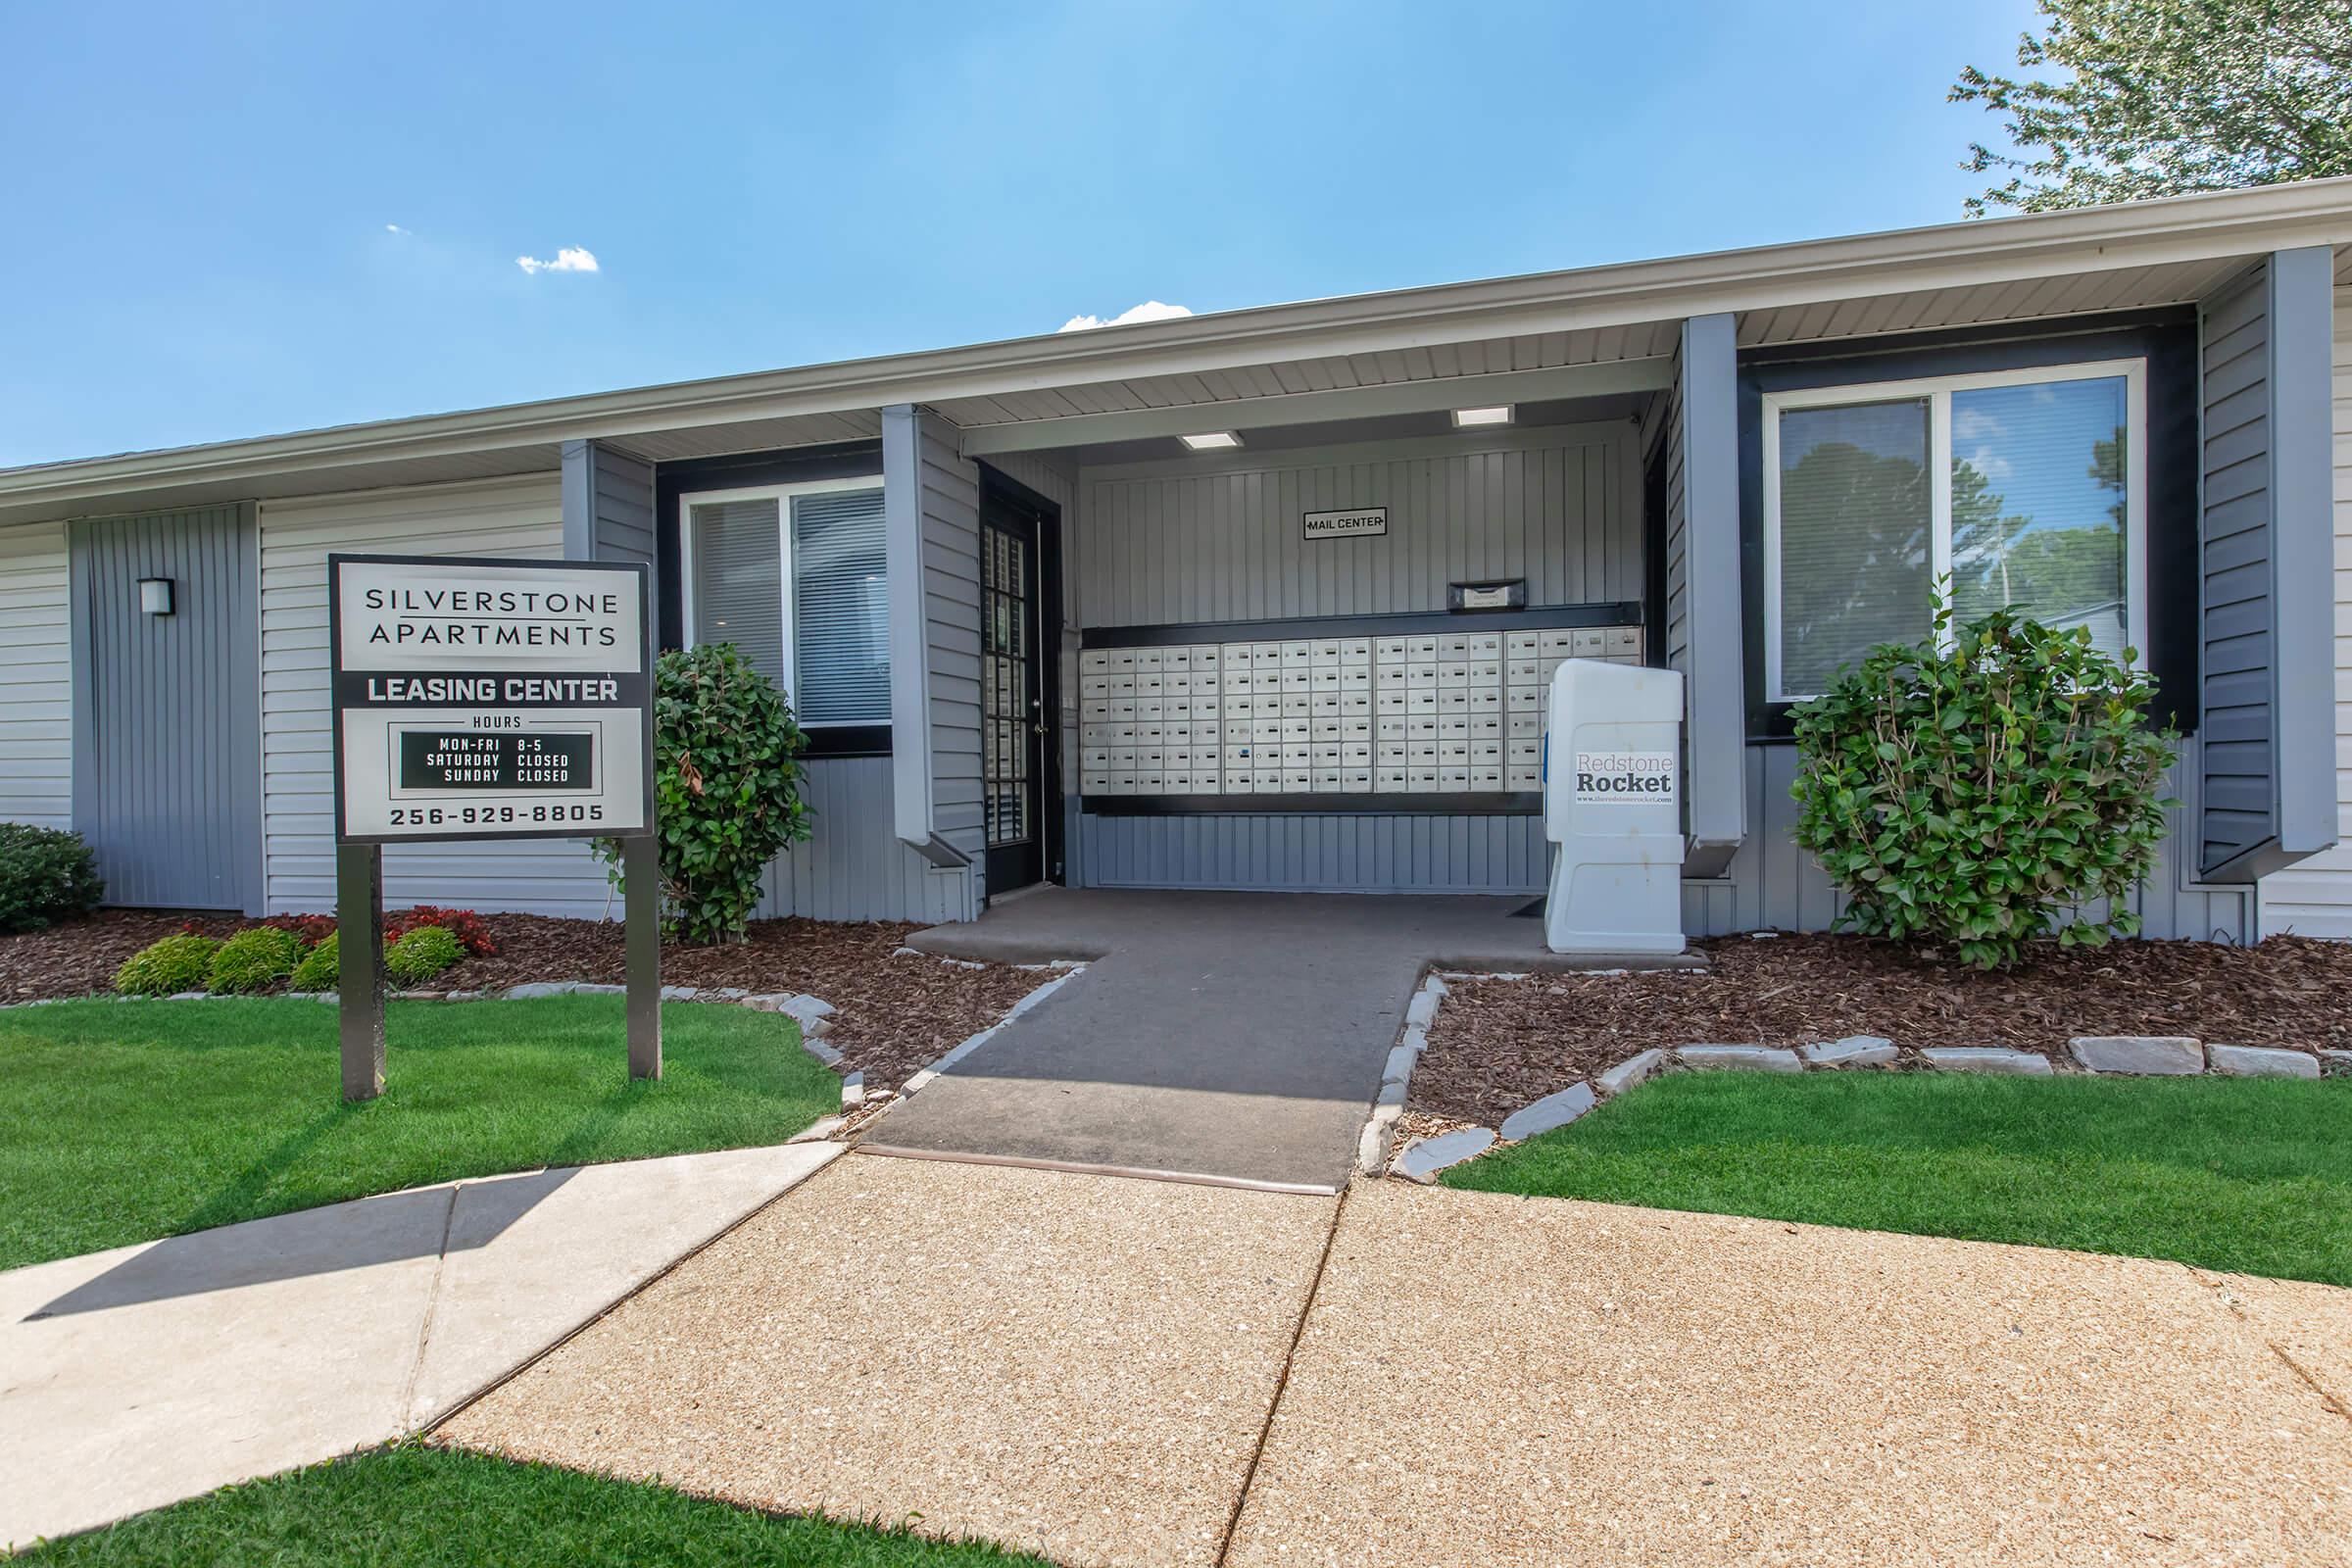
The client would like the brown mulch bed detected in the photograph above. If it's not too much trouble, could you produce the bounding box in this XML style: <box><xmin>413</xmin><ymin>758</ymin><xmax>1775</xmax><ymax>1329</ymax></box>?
<box><xmin>0</xmin><ymin>908</ymin><xmax>251</xmax><ymax>1001</ymax></box>
<box><xmin>0</xmin><ymin>909</ymin><xmax>1050</xmax><ymax>1096</ymax></box>
<box><xmin>1414</xmin><ymin>932</ymin><xmax>2352</xmax><ymax>1126</ymax></box>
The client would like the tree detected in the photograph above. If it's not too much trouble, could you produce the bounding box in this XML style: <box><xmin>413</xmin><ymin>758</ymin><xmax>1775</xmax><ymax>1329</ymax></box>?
<box><xmin>1952</xmin><ymin>0</ymin><xmax>2352</xmax><ymax>216</ymax></box>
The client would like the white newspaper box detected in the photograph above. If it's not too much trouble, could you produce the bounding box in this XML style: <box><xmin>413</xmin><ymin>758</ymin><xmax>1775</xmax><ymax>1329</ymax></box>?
<box><xmin>1544</xmin><ymin>661</ymin><xmax>1686</xmax><ymax>955</ymax></box>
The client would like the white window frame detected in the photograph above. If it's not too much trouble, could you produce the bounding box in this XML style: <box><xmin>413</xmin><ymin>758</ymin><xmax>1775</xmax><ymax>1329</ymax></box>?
<box><xmin>1761</xmin><ymin>359</ymin><xmax>2149</xmax><ymax>704</ymax></box>
<box><xmin>676</xmin><ymin>474</ymin><xmax>886</xmax><ymax>728</ymax></box>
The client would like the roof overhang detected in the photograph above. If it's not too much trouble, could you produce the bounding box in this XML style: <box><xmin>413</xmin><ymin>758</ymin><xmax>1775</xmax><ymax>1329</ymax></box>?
<box><xmin>5</xmin><ymin>177</ymin><xmax>2350</xmax><ymax>526</ymax></box>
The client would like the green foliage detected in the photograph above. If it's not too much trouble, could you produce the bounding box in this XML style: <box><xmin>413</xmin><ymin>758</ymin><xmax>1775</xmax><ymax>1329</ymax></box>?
<box><xmin>1788</xmin><ymin>601</ymin><xmax>2176</xmax><ymax>968</ymax></box>
<box><xmin>289</xmin><ymin>931</ymin><xmax>340</xmax><ymax>991</ymax></box>
<box><xmin>384</xmin><ymin>925</ymin><xmax>464</xmax><ymax>987</ymax></box>
<box><xmin>597</xmin><ymin>643</ymin><xmax>811</xmax><ymax>946</ymax></box>
<box><xmin>206</xmin><ymin>927</ymin><xmax>304</xmax><ymax>994</ymax></box>
<box><xmin>1952</xmin><ymin>0</ymin><xmax>2352</xmax><ymax>215</ymax></box>
<box><xmin>0</xmin><ymin>822</ymin><xmax>105</xmax><ymax>933</ymax></box>
<box><xmin>113</xmin><ymin>935</ymin><xmax>221</xmax><ymax>997</ymax></box>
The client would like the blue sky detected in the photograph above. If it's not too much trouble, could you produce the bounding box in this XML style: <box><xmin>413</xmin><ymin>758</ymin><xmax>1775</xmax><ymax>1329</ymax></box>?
<box><xmin>0</xmin><ymin>0</ymin><xmax>2042</xmax><ymax>467</ymax></box>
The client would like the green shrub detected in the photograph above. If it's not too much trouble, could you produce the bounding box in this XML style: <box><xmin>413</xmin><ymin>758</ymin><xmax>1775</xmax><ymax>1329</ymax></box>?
<box><xmin>596</xmin><ymin>643</ymin><xmax>810</xmax><ymax>946</ymax></box>
<box><xmin>1788</xmin><ymin>602</ymin><xmax>2176</xmax><ymax>969</ymax></box>
<box><xmin>114</xmin><ymin>934</ymin><xmax>221</xmax><ymax>997</ymax></box>
<box><xmin>207</xmin><ymin>927</ymin><xmax>303</xmax><ymax>993</ymax></box>
<box><xmin>289</xmin><ymin>931</ymin><xmax>339</xmax><ymax>991</ymax></box>
<box><xmin>384</xmin><ymin>925</ymin><xmax>463</xmax><ymax>986</ymax></box>
<box><xmin>0</xmin><ymin>823</ymin><xmax>104</xmax><ymax>933</ymax></box>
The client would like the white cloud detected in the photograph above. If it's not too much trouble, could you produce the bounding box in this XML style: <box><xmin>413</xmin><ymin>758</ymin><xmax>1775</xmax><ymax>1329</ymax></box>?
<box><xmin>516</xmin><ymin>246</ymin><xmax>600</xmax><ymax>276</ymax></box>
<box><xmin>1057</xmin><ymin>299</ymin><xmax>1192</xmax><ymax>332</ymax></box>
<box><xmin>1952</xmin><ymin>406</ymin><xmax>2002</xmax><ymax>441</ymax></box>
<box><xmin>384</xmin><ymin>222</ymin><xmax>410</xmax><ymax>236</ymax></box>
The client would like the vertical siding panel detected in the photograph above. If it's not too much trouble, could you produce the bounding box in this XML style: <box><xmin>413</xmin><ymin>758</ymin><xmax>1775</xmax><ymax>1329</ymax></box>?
<box><xmin>0</xmin><ymin>524</ymin><xmax>74</xmax><ymax>828</ymax></box>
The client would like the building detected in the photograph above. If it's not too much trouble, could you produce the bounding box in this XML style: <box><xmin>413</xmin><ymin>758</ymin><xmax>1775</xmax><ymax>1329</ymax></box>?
<box><xmin>3</xmin><ymin>179</ymin><xmax>2348</xmax><ymax>941</ymax></box>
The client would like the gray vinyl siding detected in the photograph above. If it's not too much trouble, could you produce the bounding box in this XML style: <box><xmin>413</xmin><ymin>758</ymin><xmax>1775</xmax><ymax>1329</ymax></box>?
<box><xmin>1080</xmin><ymin>813</ymin><xmax>1549</xmax><ymax>895</ymax></box>
<box><xmin>2258</xmin><ymin>283</ymin><xmax>2352</xmax><ymax>937</ymax></box>
<box><xmin>561</xmin><ymin>439</ymin><xmax>656</xmax><ymax>565</ymax></box>
<box><xmin>882</xmin><ymin>407</ymin><xmax>985</xmax><ymax>920</ymax></box>
<box><xmin>2195</xmin><ymin>249</ymin><xmax>2340</xmax><ymax>884</ymax></box>
<box><xmin>755</xmin><ymin>756</ymin><xmax>972</xmax><ymax>921</ymax></box>
<box><xmin>1068</xmin><ymin>422</ymin><xmax>1635</xmax><ymax>893</ymax></box>
<box><xmin>2198</xmin><ymin>261</ymin><xmax>2278</xmax><ymax>874</ymax></box>
<box><xmin>1685</xmin><ymin>741</ymin><xmax>2250</xmax><ymax>943</ymax></box>
<box><xmin>69</xmin><ymin>504</ymin><xmax>263</xmax><ymax>912</ymax></box>
<box><xmin>258</xmin><ymin>475</ymin><xmax>616</xmax><ymax>916</ymax></box>
<box><xmin>919</xmin><ymin>416</ymin><xmax>986</xmax><ymax>910</ymax></box>
<box><xmin>1657</xmin><ymin>357</ymin><xmax>1689</xmax><ymax>681</ymax></box>
<box><xmin>1077</xmin><ymin>423</ymin><xmax>1641</xmax><ymax>623</ymax></box>
<box><xmin>0</xmin><ymin>524</ymin><xmax>73</xmax><ymax>830</ymax></box>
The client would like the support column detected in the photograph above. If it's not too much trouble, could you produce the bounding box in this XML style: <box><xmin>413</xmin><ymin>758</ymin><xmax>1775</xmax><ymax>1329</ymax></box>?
<box><xmin>1678</xmin><ymin>313</ymin><xmax>1747</xmax><ymax>877</ymax></box>
<box><xmin>624</xmin><ymin>835</ymin><xmax>662</xmax><ymax>1080</ymax></box>
<box><xmin>336</xmin><ymin>843</ymin><xmax>386</xmax><ymax>1102</ymax></box>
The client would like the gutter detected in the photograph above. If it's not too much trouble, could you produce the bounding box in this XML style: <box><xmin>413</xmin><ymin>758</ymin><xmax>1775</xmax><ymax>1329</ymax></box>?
<box><xmin>5</xmin><ymin>178</ymin><xmax>2349</xmax><ymax>510</ymax></box>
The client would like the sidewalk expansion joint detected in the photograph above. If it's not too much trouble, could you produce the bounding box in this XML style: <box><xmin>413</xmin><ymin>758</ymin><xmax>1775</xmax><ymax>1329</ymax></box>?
<box><xmin>397</xmin><ymin>1184</ymin><xmax>462</xmax><ymax>1425</ymax></box>
<box><xmin>850</xmin><ymin>1142</ymin><xmax>1340</xmax><ymax>1198</ymax></box>
<box><xmin>1213</xmin><ymin>1181</ymin><xmax>1350</xmax><ymax>1568</ymax></box>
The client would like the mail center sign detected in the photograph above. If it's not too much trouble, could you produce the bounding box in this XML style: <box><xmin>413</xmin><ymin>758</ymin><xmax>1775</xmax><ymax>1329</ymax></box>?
<box><xmin>330</xmin><ymin>554</ymin><xmax>654</xmax><ymax>844</ymax></box>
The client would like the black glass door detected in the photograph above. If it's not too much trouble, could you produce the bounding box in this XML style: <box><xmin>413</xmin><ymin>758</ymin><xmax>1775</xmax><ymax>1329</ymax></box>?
<box><xmin>982</xmin><ymin>495</ymin><xmax>1044</xmax><ymax>893</ymax></box>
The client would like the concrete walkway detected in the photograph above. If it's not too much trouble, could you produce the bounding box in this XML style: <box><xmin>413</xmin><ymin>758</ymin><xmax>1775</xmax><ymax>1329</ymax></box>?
<box><xmin>0</xmin><ymin>1142</ymin><xmax>841</xmax><ymax>1550</ymax></box>
<box><xmin>869</xmin><ymin>888</ymin><xmax>1681</xmax><ymax>1192</ymax></box>
<box><xmin>445</xmin><ymin>1155</ymin><xmax>2352</xmax><ymax>1568</ymax></box>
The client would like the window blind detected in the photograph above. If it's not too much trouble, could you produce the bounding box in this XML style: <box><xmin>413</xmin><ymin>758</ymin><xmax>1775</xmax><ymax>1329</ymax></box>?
<box><xmin>689</xmin><ymin>497</ymin><xmax>785</xmax><ymax>689</ymax></box>
<box><xmin>792</xmin><ymin>487</ymin><xmax>889</xmax><ymax>725</ymax></box>
<box><xmin>1777</xmin><ymin>399</ymin><xmax>1933</xmax><ymax>697</ymax></box>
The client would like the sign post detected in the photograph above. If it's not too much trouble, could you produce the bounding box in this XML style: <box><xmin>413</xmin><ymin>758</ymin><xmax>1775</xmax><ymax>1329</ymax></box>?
<box><xmin>328</xmin><ymin>554</ymin><xmax>658</xmax><ymax>1100</ymax></box>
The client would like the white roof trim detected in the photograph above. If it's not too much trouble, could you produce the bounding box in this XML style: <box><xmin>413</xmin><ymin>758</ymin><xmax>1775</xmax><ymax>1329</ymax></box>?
<box><xmin>6</xmin><ymin>176</ymin><xmax>2350</xmax><ymax>510</ymax></box>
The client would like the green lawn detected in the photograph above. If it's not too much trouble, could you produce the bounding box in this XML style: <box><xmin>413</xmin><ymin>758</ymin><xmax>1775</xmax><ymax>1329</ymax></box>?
<box><xmin>1444</xmin><ymin>1070</ymin><xmax>2352</xmax><ymax>1285</ymax></box>
<box><xmin>0</xmin><ymin>997</ymin><xmax>839</xmax><ymax>1271</ymax></box>
<box><xmin>18</xmin><ymin>1445</ymin><xmax>1050</xmax><ymax>1567</ymax></box>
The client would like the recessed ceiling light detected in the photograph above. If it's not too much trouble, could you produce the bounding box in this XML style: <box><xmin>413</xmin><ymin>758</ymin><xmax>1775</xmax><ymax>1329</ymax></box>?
<box><xmin>1179</xmin><ymin>430</ymin><xmax>1243</xmax><ymax>451</ymax></box>
<box><xmin>1452</xmin><ymin>405</ymin><xmax>1513</xmax><ymax>427</ymax></box>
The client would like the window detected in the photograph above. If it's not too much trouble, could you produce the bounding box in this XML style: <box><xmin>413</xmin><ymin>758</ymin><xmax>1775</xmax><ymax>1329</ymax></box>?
<box><xmin>681</xmin><ymin>478</ymin><xmax>888</xmax><ymax>726</ymax></box>
<box><xmin>1763</xmin><ymin>362</ymin><xmax>2145</xmax><ymax>703</ymax></box>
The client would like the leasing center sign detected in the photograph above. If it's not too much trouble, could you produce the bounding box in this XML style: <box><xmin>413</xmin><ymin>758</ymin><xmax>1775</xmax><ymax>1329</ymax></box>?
<box><xmin>330</xmin><ymin>554</ymin><xmax>654</xmax><ymax>844</ymax></box>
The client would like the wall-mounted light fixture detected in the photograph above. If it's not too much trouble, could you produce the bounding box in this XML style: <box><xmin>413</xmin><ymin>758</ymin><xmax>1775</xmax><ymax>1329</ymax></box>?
<box><xmin>138</xmin><ymin>577</ymin><xmax>175</xmax><ymax>615</ymax></box>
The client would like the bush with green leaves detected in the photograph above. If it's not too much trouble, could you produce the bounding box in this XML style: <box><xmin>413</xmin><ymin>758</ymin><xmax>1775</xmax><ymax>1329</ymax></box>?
<box><xmin>384</xmin><ymin>925</ymin><xmax>464</xmax><ymax>986</ymax></box>
<box><xmin>597</xmin><ymin>643</ymin><xmax>810</xmax><ymax>946</ymax></box>
<box><xmin>0</xmin><ymin>822</ymin><xmax>104</xmax><ymax>933</ymax></box>
<box><xmin>1788</xmin><ymin>603</ymin><xmax>2176</xmax><ymax>968</ymax></box>
<box><xmin>207</xmin><ymin>926</ymin><xmax>304</xmax><ymax>993</ymax></box>
<box><xmin>290</xmin><ymin>931</ymin><xmax>340</xmax><ymax>991</ymax></box>
<box><xmin>114</xmin><ymin>934</ymin><xmax>221</xmax><ymax>997</ymax></box>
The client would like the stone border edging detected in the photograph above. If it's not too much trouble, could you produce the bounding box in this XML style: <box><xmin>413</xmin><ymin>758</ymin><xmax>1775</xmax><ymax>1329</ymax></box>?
<box><xmin>1355</xmin><ymin>973</ymin><xmax>1448</xmax><ymax>1178</ymax></box>
<box><xmin>1373</xmin><ymin>980</ymin><xmax>2350</xmax><ymax>1184</ymax></box>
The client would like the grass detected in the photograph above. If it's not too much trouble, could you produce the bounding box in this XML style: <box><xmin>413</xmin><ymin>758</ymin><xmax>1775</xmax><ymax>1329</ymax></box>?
<box><xmin>1443</xmin><ymin>1070</ymin><xmax>2352</xmax><ymax>1285</ymax></box>
<box><xmin>0</xmin><ymin>997</ymin><xmax>840</xmax><ymax>1271</ymax></box>
<box><xmin>18</xmin><ymin>1445</ymin><xmax>1052</xmax><ymax>1566</ymax></box>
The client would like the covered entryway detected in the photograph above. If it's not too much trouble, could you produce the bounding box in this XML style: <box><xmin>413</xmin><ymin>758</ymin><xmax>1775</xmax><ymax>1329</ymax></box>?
<box><xmin>70</xmin><ymin>506</ymin><xmax>262</xmax><ymax>912</ymax></box>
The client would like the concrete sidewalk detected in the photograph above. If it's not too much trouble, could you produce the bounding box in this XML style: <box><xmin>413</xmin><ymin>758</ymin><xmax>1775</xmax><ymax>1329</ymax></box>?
<box><xmin>0</xmin><ymin>1141</ymin><xmax>841</xmax><ymax>1550</ymax></box>
<box><xmin>869</xmin><ymin>888</ymin><xmax>1687</xmax><ymax>1192</ymax></box>
<box><xmin>446</xmin><ymin>1156</ymin><xmax>2352</xmax><ymax>1568</ymax></box>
